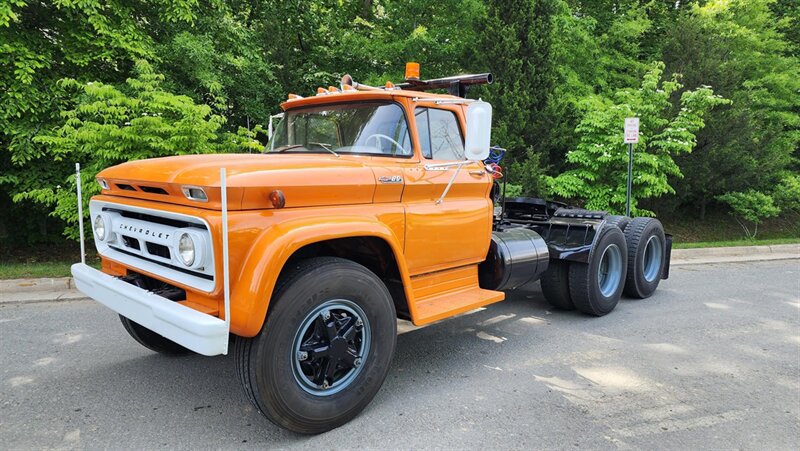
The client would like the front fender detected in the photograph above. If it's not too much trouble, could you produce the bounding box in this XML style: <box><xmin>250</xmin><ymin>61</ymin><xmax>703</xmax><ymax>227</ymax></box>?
<box><xmin>229</xmin><ymin>216</ymin><xmax>410</xmax><ymax>337</ymax></box>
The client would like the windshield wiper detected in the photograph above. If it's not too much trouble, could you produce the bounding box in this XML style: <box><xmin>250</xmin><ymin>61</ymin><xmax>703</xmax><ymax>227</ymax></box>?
<box><xmin>270</xmin><ymin>144</ymin><xmax>305</xmax><ymax>153</ymax></box>
<box><xmin>309</xmin><ymin>142</ymin><xmax>339</xmax><ymax>158</ymax></box>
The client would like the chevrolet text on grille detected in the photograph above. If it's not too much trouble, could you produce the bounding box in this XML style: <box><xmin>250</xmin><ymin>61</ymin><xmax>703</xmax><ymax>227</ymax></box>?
<box><xmin>119</xmin><ymin>223</ymin><xmax>170</xmax><ymax>239</ymax></box>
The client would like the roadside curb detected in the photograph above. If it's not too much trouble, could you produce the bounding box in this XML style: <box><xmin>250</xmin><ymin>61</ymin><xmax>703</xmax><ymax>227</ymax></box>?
<box><xmin>1</xmin><ymin>244</ymin><xmax>798</xmax><ymax>305</ymax></box>
<box><xmin>671</xmin><ymin>243</ymin><xmax>800</xmax><ymax>266</ymax></box>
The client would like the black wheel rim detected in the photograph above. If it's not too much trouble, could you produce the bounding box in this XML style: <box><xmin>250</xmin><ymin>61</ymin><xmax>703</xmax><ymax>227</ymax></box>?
<box><xmin>291</xmin><ymin>299</ymin><xmax>370</xmax><ymax>396</ymax></box>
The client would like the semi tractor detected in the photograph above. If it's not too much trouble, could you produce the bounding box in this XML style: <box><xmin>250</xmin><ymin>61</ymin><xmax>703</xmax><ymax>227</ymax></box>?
<box><xmin>72</xmin><ymin>63</ymin><xmax>671</xmax><ymax>434</ymax></box>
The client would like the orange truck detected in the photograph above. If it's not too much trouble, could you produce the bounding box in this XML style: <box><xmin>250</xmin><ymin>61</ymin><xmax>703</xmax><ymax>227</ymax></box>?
<box><xmin>71</xmin><ymin>64</ymin><xmax>671</xmax><ymax>434</ymax></box>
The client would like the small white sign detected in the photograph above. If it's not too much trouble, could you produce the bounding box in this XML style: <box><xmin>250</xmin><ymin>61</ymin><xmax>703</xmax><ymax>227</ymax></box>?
<box><xmin>624</xmin><ymin>117</ymin><xmax>639</xmax><ymax>143</ymax></box>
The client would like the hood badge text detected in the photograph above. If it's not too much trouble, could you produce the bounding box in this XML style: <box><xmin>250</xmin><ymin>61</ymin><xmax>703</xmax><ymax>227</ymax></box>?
<box><xmin>379</xmin><ymin>175</ymin><xmax>403</xmax><ymax>184</ymax></box>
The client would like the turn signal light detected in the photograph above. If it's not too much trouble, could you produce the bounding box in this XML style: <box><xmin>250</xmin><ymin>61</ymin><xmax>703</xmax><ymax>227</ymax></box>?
<box><xmin>269</xmin><ymin>190</ymin><xmax>286</xmax><ymax>209</ymax></box>
<box><xmin>405</xmin><ymin>62</ymin><xmax>420</xmax><ymax>80</ymax></box>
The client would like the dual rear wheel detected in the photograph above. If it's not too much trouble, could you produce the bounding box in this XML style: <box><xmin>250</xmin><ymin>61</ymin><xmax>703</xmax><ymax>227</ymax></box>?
<box><xmin>541</xmin><ymin>216</ymin><xmax>666</xmax><ymax>315</ymax></box>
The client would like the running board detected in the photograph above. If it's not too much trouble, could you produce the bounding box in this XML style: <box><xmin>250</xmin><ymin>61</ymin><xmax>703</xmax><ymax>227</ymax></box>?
<box><xmin>410</xmin><ymin>265</ymin><xmax>505</xmax><ymax>325</ymax></box>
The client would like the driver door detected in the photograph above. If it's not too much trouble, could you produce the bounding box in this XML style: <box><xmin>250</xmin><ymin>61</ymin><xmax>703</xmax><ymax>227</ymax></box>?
<box><xmin>402</xmin><ymin>105</ymin><xmax>493</xmax><ymax>275</ymax></box>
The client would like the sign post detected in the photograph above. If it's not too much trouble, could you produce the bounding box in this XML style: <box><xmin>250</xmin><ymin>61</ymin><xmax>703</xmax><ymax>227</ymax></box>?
<box><xmin>624</xmin><ymin>118</ymin><xmax>639</xmax><ymax>217</ymax></box>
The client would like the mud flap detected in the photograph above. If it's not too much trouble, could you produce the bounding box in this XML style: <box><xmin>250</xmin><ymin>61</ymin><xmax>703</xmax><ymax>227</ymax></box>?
<box><xmin>662</xmin><ymin>234</ymin><xmax>673</xmax><ymax>279</ymax></box>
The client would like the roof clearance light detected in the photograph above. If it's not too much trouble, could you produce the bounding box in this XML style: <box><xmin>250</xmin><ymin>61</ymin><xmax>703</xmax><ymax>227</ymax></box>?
<box><xmin>405</xmin><ymin>62</ymin><xmax>420</xmax><ymax>80</ymax></box>
<box><xmin>288</xmin><ymin>93</ymin><xmax>302</xmax><ymax>100</ymax></box>
<box><xmin>327</xmin><ymin>86</ymin><xmax>339</xmax><ymax>93</ymax></box>
<box><xmin>342</xmin><ymin>84</ymin><xmax>355</xmax><ymax>91</ymax></box>
<box><xmin>385</xmin><ymin>81</ymin><xmax>395</xmax><ymax>89</ymax></box>
<box><xmin>316</xmin><ymin>87</ymin><xmax>327</xmax><ymax>96</ymax></box>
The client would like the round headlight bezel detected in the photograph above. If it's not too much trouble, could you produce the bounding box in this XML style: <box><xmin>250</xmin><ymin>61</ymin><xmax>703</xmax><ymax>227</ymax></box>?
<box><xmin>93</xmin><ymin>215</ymin><xmax>106</xmax><ymax>241</ymax></box>
<box><xmin>178</xmin><ymin>233</ymin><xmax>196</xmax><ymax>266</ymax></box>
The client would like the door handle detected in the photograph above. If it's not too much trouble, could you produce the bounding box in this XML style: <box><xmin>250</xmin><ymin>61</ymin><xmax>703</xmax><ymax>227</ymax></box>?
<box><xmin>469</xmin><ymin>170</ymin><xmax>485</xmax><ymax>177</ymax></box>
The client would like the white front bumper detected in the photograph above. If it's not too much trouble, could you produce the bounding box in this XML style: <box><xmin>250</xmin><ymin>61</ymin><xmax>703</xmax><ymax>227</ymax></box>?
<box><xmin>71</xmin><ymin>263</ymin><xmax>228</xmax><ymax>356</ymax></box>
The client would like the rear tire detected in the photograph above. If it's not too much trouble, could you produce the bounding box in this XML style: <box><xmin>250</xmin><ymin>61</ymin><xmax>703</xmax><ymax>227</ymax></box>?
<box><xmin>119</xmin><ymin>316</ymin><xmax>192</xmax><ymax>355</ymax></box>
<box><xmin>605</xmin><ymin>215</ymin><xmax>631</xmax><ymax>231</ymax></box>
<box><xmin>569</xmin><ymin>226</ymin><xmax>628</xmax><ymax>316</ymax></box>
<box><xmin>541</xmin><ymin>260</ymin><xmax>574</xmax><ymax>310</ymax></box>
<box><xmin>235</xmin><ymin>257</ymin><xmax>396</xmax><ymax>434</ymax></box>
<box><xmin>623</xmin><ymin>217</ymin><xmax>667</xmax><ymax>298</ymax></box>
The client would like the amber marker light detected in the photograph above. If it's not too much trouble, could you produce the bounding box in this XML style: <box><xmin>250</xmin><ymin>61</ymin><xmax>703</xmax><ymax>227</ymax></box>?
<box><xmin>405</xmin><ymin>62</ymin><xmax>420</xmax><ymax>80</ymax></box>
<box><xmin>269</xmin><ymin>190</ymin><xmax>286</xmax><ymax>209</ymax></box>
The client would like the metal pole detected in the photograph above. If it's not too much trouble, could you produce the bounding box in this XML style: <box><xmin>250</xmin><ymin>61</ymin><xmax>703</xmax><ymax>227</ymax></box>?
<box><xmin>75</xmin><ymin>163</ymin><xmax>86</xmax><ymax>265</ymax></box>
<box><xmin>220</xmin><ymin>167</ymin><xmax>231</xmax><ymax>355</ymax></box>
<box><xmin>626</xmin><ymin>143</ymin><xmax>633</xmax><ymax>217</ymax></box>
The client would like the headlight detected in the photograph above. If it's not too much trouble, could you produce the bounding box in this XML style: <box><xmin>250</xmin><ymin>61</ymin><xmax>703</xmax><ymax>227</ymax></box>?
<box><xmin>93</xmin><ymin>215</ymin><xmax>106</xmax><ymax>241</ymax></box>
<box><xmin>178</xmin><ymin>233</ymin><xmax>196</xmax><ymax>266</ymax></box>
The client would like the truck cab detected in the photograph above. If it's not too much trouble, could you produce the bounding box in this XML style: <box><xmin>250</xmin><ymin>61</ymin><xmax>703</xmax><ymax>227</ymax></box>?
<box><xmin>72</xmin><ymin>67</ymin><xmax>670</xmax><ymax>434</ymax></box>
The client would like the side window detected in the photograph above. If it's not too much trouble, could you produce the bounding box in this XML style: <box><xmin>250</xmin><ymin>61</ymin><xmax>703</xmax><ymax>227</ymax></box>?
<box><xmin>415</xmin><ymin>107</ymin><xmax>465</xmax><ymax>160</ymax></box>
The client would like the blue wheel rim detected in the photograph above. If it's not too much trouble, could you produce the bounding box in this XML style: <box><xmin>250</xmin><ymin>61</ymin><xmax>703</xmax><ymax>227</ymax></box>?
<box><xmin>642</xmin><ymin>235</ymin><xmax>663</xmax><ymax>282</ymax></box>
<box><xmin>598</xmin><ymin>244</ymin><xmax>623</xmax><ymax>298</ymax></box>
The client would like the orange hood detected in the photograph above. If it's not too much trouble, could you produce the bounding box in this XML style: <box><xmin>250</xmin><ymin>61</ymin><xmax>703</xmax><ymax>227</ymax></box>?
<box><xmin>97</xmin><ymin>154</ymin><xmax>381</xmax><ymax>210</ymax></box>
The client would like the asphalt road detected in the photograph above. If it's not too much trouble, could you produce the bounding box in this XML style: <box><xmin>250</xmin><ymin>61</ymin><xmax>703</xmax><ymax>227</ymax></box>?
<box><xmin>1</xmin><ymin>260</ymin><xmax>799</xmax><ymax>450</ymax></box>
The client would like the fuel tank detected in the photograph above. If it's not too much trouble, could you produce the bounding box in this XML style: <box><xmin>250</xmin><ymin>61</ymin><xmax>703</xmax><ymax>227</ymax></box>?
<box><xmin>478</xmin><ymin>228</ymin><xmax>549</xmax><ymax>291</ymax></box>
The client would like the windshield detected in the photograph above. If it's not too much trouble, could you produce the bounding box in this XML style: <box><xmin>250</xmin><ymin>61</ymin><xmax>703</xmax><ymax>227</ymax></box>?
<box><xmin>269</xmin><ymin>102</ymin><xmax>412</xmax><ymax>157</ymax></box>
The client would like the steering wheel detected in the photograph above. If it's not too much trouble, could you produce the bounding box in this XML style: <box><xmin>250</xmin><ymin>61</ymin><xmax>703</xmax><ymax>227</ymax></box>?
<box><xmin>364</xmin><ymin>133</ymin><xmax>407</xmax><ymax>156</ymax></box>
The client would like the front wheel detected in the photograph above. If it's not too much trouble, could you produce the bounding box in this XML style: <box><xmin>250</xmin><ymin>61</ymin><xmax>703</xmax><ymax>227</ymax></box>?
<box><xmin>235</xmin><ymin>257</ymin><xmax>397</xmax><ymax>434</ymax></box>
<box><xmin>568</xmin><ymin>226</ymin><xmax>628</xmax><ymax>316</ymax></box>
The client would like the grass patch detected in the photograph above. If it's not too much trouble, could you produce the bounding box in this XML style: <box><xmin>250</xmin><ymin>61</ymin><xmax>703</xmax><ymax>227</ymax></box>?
<box><xmin>660</xmin><ymin>210</ymin><xmax>799</xmax><ymax>243</ymax></box>
<box><xmin>0</xmin><ymin>259</ymin><xmax>101</xmax><ymax>279</ymax></box>
<box><xmin>0</xmin><ymin>261</ymin><xmax>75</xmax><ymax>279</ymax></box>
<box><xmin>672</xmin><ymin>237</ymin><xmax>800</xmax><ymax>249</ymax></box>
<box><xmin>0</xmin><ymin>243</ymin><xmax>100</xmax><ymax>279</ymax></box>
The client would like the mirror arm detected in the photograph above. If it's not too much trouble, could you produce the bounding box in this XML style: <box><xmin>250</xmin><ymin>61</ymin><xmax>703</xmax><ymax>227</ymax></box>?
<box><xmin>434</xmin><ymin>161</ymin><xmax>467</xmax><ymax>205</ymax></box>
<box><xmin>424</xmin><ymin>161</ymin><xmax>468</xmax><ymax>170</ymax></box>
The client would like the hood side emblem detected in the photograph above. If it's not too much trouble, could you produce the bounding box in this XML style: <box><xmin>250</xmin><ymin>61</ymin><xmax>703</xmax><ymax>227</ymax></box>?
<box><xmin>379</xmin><ymin>175</ymin><xmax>403</xmax><ymax>184</ymax></box>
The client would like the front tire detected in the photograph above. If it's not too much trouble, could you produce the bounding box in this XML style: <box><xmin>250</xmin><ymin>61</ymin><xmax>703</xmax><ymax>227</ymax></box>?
<box><xmin>119</xmin><ymin>316</ymin><xmax>192</xmax><ymax>355</ymax></box>
<box><xmin>235</xmin><ymin>257</ymin><xmax>397</xmax><ymax>434</ymax></box>
<box><xmin>569</xmin><ymin>226</ymin><xmax>628</xmax><ymax>316</ymax></box>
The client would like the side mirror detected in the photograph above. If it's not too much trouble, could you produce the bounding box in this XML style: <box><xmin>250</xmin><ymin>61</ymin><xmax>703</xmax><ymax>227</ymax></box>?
<box><xmin>464</xmin><ymin>100</ymin><xmax>493</xmax><ymax>161</ymax></box>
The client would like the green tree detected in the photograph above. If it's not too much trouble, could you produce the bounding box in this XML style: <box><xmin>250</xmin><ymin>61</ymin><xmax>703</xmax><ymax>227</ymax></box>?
<box><xmin>716</xmin><ymin>190</ymin><xmax>781</xmax><ymax>239</ymax></box>
<box><xmin>0</xmin><ymin>0</ymin><xmax>199</xmax><ymax>244</ymax></box>
<box><xmin>15</xmin><ymin>61</ymin><xmax>229</xmax><ymax>239</ymax></box>
<box><xmin>662</xmin><ymin>0</ymin><xmax>800</xmax><ymax>217</ymax></box>
<box><xmin>549</xmin><ymin>63</ymin><xmax>730</xmax><ymax>215</ymax></box>
<box><xmin>476</xmin><ymin>0</ymin><xmax>557</xmax><ymax>152</ymax></box>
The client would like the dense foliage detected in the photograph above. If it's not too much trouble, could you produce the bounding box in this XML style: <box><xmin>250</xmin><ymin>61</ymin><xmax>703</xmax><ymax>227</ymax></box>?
<box><xmin>1</xmin><ymin>0</ymin><xmax>797</xmax><ymax>244</ymax></box>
